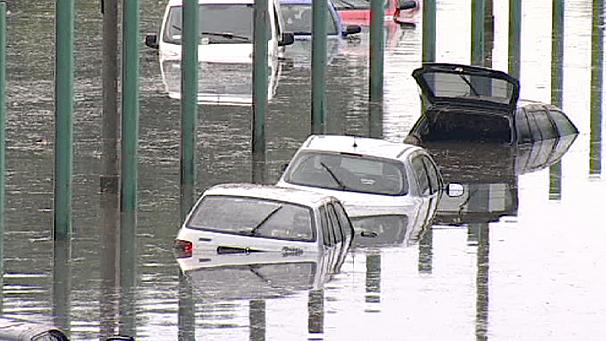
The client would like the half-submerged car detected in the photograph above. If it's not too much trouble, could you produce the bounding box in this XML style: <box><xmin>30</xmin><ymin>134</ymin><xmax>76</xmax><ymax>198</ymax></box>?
<box><xmin>276</xmin><ymin>135</ymin><xmax>443</xmax><ymax>219</ymax></box>
<box><xmin>332</xmin><ymin>0</ymin><xmax>420</xmax><ymax>26</ymax></box>
<box><xmin>175</xmin><ymin>183</ymin><xmax>354</xmax><ymax>259</ymax></box>
<box><xmin>404</xmin><ymin>63</ymin><xmax>579</xmax><ymax>146</ymax></box>
<box><xmin>280</xmin><ymin>0</ymin><xmax>362</xmax><ymax>40</ymax></box>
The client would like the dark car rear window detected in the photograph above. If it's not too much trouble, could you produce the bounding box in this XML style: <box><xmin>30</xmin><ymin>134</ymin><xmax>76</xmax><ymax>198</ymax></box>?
<box><xmin>419</xmin><ymin>71</ymin><xmax>516</xmax><ymax>106</ymax></box>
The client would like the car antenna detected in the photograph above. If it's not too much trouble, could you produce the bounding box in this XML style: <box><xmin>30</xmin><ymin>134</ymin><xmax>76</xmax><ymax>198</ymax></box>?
<box><xmin>352</xmin><ymin>136</ymin><xmax>358</xmax><ymax>149</ymax></box>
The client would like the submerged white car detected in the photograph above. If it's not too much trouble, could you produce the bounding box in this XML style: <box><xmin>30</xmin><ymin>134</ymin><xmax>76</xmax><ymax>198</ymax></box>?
<box><xmin>175</xmin><ymin>183</ymin><xmax>354</xmax><ymax>259</ymax></box>
<box><xmin>276</xmin><ymin>135</ymin><xmax>444</xmax><ymax>218</ymax></box>
<box><xmin>145</xmin><ymin>0</ymin><xmax>294</xmax><ymax>105</ymax></box>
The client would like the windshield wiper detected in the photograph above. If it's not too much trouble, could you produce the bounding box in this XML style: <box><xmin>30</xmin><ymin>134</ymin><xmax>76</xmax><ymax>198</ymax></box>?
<box><xmin>170</xmin><ymin>26</ymin><xmax>251</xmax><ymax>42</ymax></box>
<box><xmin>249</xmin><ymin>205</ymin><xmax>282</xmax><ymax>235</ymax></box>
<box><xmin>319</xmin><ymin>162</ymin><xmax>347</xmax><ymax>190</ymax></box>
<box><xmin>201</xmin><ymin>31</ymin><xmax>251</xmax><ymax>42</ymax></box>
<box><xmin>458</xmin><ymin>74</ymin><xmax>480</xmax><ymax>96</ymax></box>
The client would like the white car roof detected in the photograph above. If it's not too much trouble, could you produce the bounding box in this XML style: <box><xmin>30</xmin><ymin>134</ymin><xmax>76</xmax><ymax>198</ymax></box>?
<box><xmin>202</xmin><ymin>183</ymin><xmax>337</xmax><ymax>207</ymax></box>
<box><xmin>297</xmin><ymin>135</ymin><xmax>421</xmax><ymax>160</ymax></box>
<box><xmin>168</xmin><ymin>0</ymin><xmax>255</xmax><ymax>5</ymax></box>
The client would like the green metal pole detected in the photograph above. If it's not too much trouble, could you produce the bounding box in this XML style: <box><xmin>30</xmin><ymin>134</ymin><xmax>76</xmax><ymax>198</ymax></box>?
<box><xmin>121</xmin><ymin>0</ymin><xmax>139</xmax><ymax>217</ymax></box>
<box><xmin>549</xmin><ymin>0</ymin><xmax>564</xmax><ymax>200</ymax></box>
<box><xmin>101</xmin><ymin>0</ymin><xmax>119</xmax><ymax>194</ymax></box>
<box><xmin>369</xmin><ymin>0</ymin><xmax>384</xmax><ymax>139</ymax></box>
<box><xmin>311</xmin><ymin>0</ymin><xmax>327</xmax><ymax>134</ymax></box>
<box><xmin>422</xmin><ymin>0</ymin><xmax>436</xmax><ymax>63</ymax></box>
<box><xmin>252</xmin><ymin>0</ymin><xmax>269</xmax><ymax>162</ymax></box>
<box><xmin>181</xmin><ymin>0</ymin><xmax>199</xmax><ymax>219</ymax></box>
<box><xmin>54</xmin><ymin>0</ymin><xmax>74</xmax><ymax>240</ymax></box>
<box><xmin>0</xmin><ymin>1</ymin><xmax>6</xmax><ymax>292</ymax></box>
<box><xmin>590</xmin><ymin>0</ymin><xmax>603</xmax><ymax>176</ymax></box>
<box><xmin>508</xmin><ymin>0</ymin><xmax>521</xmax><ymax>79</ymax></box>
<box><xmin>471</xmin><ymin>0</ymin><xmax>485</xmax><ymax>66</ymax></box>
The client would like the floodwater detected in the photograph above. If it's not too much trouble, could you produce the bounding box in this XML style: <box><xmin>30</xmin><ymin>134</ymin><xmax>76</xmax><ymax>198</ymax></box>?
<box><xmin>1</xmin><ymin>0</ymin><xmax>605</xmax><ymax>340</ymax></box>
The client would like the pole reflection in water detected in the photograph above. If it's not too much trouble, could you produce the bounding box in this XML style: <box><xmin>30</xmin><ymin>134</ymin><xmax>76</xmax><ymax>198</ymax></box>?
<box><xmin>308</xmin><ymin>289</ymin><xmax>324</xmax><ymax>335</ymax></box>
<box><xmin>252</xmin><ymin>159</ymin><xmax>266</xmax><ymax>185</ymax></box>
<box><xmin>365</xmin><ymin>254</ymin><xmax>380</xmax><ymax>310</ymax></box>
<box><xmin>549</xmin><ymin>0</ymin><xmax>564</xmax><ymax>200</ymax></box>
<box><xmin>100</xmin><ymin>193</ymin><xmax>119</xmax><ymax>338</ymax></box>
<box><xmin>178</xmin><ymin>273</ymin><xmax>194</xmax><ymax>341</ymax></box>
<box><xmin>418</xmin><ymin>227</ymin><xmax>433</xmax><ymax>274</ymax></box>
<box><xmin>590</xmin><ymin>0</ymin><xmax>603</xmax><ymax>175</ymax></box>
<box><xmin>119</xmin><ymin>211</ymin><xmax>137</xmax><ymax>338</ymax></box>
<box><xmin>249</xmin><ymin>300</ymin><xmax>266</xmax><ymax>341</ymax></box>
<box><xmin>52</xmin><ymin>240</ymin><xmax>71</xmax><ymax>332</ymax></box>
<box><xmin>475</xmin><ymin>224</ymin><xmax>489</xmax><ymax>341</ymax></box>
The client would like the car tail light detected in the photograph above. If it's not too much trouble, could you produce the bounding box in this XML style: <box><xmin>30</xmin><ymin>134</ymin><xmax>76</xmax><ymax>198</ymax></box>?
<box><xmin>174</xmin><ymin>239</ymin><xmax>193</xmax><ymax>258</ymax></box>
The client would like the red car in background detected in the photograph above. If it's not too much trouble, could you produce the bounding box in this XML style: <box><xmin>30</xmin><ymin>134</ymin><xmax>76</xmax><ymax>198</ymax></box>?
<box><xmin>332</xmin><ymin>0</ymin><xmax>421</xmax><ymax>26</ymax></box>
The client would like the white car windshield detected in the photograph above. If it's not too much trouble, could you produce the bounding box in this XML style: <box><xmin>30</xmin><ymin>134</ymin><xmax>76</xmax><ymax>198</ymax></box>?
<box><xmin>284</xmin><ymin>151</ymin><xmax>408</xmax><ymax>195</ymax></box>
<box><xmin>187</xmin><ymin>195</ymin><xmax>315</xmax><ymax>241</ymax></box>
<box><xmin>164</xmin><ymin>4</ymin><xmax>270</xmax><ymax>44</ymax></box>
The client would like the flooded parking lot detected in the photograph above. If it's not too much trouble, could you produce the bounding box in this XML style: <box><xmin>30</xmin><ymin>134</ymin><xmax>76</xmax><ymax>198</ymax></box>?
<box><xmin>1</xmin><ymin>0</ymin><xmax>605</xmax><ymax>340</ymax></box>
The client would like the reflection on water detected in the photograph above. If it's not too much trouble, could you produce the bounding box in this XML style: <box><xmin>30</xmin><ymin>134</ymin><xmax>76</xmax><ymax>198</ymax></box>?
<box><xmin>1</xmin><ymin>1</ymin><xmax>605</xmax><ymax>340</ymax></box>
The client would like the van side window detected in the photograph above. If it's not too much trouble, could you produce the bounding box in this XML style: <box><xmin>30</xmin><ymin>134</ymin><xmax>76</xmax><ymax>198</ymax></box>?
<box><xmin>326</xmin><ymin>204</ymin><xmax>343</xmax><ymax>243</ymax></box>
<box><xmin>333</xmin><ymin>202</ymin><xmax>353</xmax><ymax>238</ymax></box>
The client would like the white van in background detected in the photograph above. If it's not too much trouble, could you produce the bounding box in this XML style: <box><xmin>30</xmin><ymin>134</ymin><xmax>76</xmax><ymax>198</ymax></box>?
<box><xmin>145</xmin><ymin>0</ymin><xmax>294</xmax><ymax>105</ymax></box>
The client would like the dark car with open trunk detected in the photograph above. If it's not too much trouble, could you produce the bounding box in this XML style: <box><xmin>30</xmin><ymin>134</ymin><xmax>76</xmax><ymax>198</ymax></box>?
<box><xmin>404</xmin><ymin>63</ymin><xmax>579</xmax><ymax>146</ymax></box>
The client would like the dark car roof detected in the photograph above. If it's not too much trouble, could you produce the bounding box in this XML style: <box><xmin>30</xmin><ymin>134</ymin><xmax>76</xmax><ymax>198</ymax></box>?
<box><xmin>412</xmin><ymin>63</ymin><xmax>520</xmax><ymax>114</ymax></box>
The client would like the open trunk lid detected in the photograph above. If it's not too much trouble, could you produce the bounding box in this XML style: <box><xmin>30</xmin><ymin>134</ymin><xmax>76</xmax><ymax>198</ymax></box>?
<box><xmin>412</xmin><ymin>63</ymin><xmax>520</xmax><ymax>115</ymax></box>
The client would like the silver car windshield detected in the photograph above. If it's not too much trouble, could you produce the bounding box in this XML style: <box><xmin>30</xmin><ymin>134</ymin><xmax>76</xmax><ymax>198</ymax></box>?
<box><xmin>281</xmin><ymin>4</ymin><xmax>339</xmax><ymax>35</ymax></box>
<box><xmin>285</xmin><ymin>151</ymin><xmax>409</xmax><ymax>195</ymax></box>
<box><xmin>164</xmin><ymin>4</ymin><xmax>270</xmax><ymax>44</ymax></box>
<box><xmin>187</xmin><ymin>195</ymin><xmax>315</xmax><ymax>242</ymax></box>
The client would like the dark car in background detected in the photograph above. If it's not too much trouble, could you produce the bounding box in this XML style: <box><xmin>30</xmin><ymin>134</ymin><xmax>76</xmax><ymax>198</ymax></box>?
<box><xmin>404</xmin><ymin>63</ymin><xmax>579</xmax><ymax>147</ymax></box>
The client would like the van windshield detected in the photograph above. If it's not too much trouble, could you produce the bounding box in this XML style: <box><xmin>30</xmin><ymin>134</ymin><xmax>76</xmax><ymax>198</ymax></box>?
<box><xmin>164</xmin><ymin>5</ymin><xmax>271</xmax><ymax>44</ymax></box>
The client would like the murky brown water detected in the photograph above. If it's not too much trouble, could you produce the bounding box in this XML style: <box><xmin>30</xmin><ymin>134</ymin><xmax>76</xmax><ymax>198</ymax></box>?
<box><xmin>1</xmin><ymin>0</ymin><xmax>605</xmax><ymax>340</ymax></box>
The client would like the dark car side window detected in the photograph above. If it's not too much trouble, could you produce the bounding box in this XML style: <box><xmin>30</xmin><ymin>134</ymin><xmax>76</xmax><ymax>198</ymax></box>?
<box><xmin>411</xmin><ymin>156</ymin><xmax>430</xmax><ymax>196</ymax></box>
<box><xmin>516</xmin><ymin>109</ymin><xmax>533</xmax><ymax>144</ymax></box>
<box><xmin>549</xmin><ymin>108</ymin><xmax>578</xmax><ymax>136</ymax></box>
<box><xmin>526</xmin><ymin>112</ymin><xmax>544</xmax><ymax>141</ymax></box>
<box><xmin>533</xmin><ymin>109</ymin><xmax>558</xmax><ymax>140</ymax></box>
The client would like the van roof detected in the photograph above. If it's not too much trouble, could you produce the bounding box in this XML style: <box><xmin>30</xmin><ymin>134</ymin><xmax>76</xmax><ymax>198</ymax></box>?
<box><xmin>203</xmin><ymin>183</ymin><xmax>338</xmax><ymax>207</ymax></box>
<box><xmin>298</xmin><ymin>135</ymin><xmax>420</xmax><ymax>160</ymax></box>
